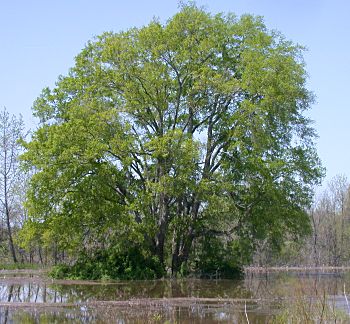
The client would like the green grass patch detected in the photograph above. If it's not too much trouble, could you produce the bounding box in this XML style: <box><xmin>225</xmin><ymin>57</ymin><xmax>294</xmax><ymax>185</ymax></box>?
<box><xmin>0</xmin><ymin>263</ymin><xmax>41</xmax><ymax>270</ymax></box>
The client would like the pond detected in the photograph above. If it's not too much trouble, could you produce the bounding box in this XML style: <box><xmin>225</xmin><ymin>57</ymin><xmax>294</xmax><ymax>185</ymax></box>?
<box><xmin>0</xmin><ymin>269</ymin><xmax>349</xmax><ymax>323</ymax></box>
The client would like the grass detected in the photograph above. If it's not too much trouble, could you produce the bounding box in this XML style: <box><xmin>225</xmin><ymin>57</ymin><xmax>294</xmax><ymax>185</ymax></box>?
<box><xmin>0</xmin><ymin>263</ymin><xmax>42</xmax><ymax>271</ymax></box>
<box><xmin>272</xmin><ymin>283</ymin><xmax>349</xmax><ymax>323</ymax></box>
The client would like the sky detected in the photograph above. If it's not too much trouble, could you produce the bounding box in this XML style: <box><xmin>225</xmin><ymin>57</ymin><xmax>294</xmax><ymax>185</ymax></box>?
<box><xmin>0</xmin><ymin>0</ymin><xmax>349</xmax><ymax>187</ymax></box>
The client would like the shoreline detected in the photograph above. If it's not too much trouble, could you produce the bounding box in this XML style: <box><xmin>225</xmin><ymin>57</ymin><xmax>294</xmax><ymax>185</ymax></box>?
<box><xmin>244</xmin><ymin>266</ymin><xmax>350</xmax><ymax>273</ymax></box>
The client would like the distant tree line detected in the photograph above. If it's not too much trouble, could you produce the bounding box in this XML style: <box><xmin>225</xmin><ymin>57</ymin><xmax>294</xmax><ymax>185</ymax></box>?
<box><xmin>251</xmin><ymin>174</ymin><xmax>350</xmax><ymax>267</ymax></box>
<box><xmin>0</xmin><ymin>108</ymin><xmax>26</xmax><ymax>264</ymax></box>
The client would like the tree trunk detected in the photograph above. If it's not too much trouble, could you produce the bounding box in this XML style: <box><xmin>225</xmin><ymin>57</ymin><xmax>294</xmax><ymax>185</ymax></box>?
<box><xmin>155</xmin><ymin>230</ymin><xmax>166</xmax><ymax>265</ymax></box>
<box><xmin>155</xmin><ymin>191</ymin><xmax>168</xmax><ymax>265</ymax></box>
<box><xmin>171</xmin><ymin>227</ymin><xmax>183</xmax><ymax>275</ymax></box>
<box><xmin>171</xmin><ymin>198</ymin><xmax>200</xmax><ymax>274</ymax></box>
<box><xmin>154</xmin><ymin>159</ymin><xmax>169</xmax><ymax>266</ymax></box>
<box><xmin>310</xmin><ymin>210</ymin><xmax>319</xmax><ymax>267</ymax></box>
<box><xmin>38</xmin><ymin>246</ymin><xmax>43</xmax><ymax>264</ymax></box>
<box><xmin>5</xmin><ymin>204</ymin><xmax>17</xmax><ymax>263</ymax></box>
<box><xmin>53</xmin><ymin>243</ymin><xmax>58</xmax><ymax>265</ymax></box>
<box><xmin>171</xmin><ymin>233</ymin><xmax>195</xmax><ymax>275</ymax></box>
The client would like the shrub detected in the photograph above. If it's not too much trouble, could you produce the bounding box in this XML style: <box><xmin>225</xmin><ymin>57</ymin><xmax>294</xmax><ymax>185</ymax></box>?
<box><xmin>50</xmin><ymin>246</ymin><xmax>164</xmax><ymax>280</ymax></box>
<box><xmin>193</xmin><ymin>236</ymin><xmax>244</xmax><ymax>279</ymax></box>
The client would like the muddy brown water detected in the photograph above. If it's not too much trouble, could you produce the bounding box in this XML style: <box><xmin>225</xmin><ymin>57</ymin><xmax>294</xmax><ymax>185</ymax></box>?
<box><xmin>0</xmin><ymin>269</ymin><xmax>349</xmax><ymax>323</ymax></box>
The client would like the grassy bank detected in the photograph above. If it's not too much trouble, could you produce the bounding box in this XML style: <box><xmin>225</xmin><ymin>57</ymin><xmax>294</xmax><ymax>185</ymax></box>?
<box><xmin>0</xmin><ymin>263</ymin><xmax>43</xmax><ymax>271</ymax></box>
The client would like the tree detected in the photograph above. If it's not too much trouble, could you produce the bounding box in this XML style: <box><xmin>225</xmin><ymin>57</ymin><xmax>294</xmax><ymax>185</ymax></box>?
<box><xmin>310</xmin><ymin>175</ymin><xmax>350</xmax><ymax>266</ymax></box>
<box><xmin>21</xmin><ymin>5</ymin><xmax>323</xmax><ymax>277</ymax></box>
<box><xmin>265</xmin><ymin>175</ymin><xmax>350</xmax><ymax>268</ymax></box>
<box><xmin>0</xmin><ymin>108</ymin><xmax>26</xmax><ymax>263</ymax></box>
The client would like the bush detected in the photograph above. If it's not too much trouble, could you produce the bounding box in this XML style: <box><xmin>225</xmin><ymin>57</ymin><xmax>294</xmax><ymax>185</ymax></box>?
<box><xmin>193</xmin><ymin>236</ymin><xmax>244</xmax><ymax>279</ymax></box>
<box><xmin>50</xmin><ymin>246</ymin><xmax>165</xmax><ymax>280</ymax></box>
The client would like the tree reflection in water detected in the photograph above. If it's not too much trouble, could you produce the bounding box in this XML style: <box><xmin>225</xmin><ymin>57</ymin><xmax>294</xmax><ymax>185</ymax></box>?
<box><xmin>0</xmin><ymin>270</ymin><xmax>349</xmax><ymax>323</ymax></box>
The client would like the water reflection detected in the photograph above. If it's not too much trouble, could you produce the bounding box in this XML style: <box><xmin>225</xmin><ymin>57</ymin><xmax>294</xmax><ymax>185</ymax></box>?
<box><xmin>0</xmin><ymin>282</ymin><xmax>66</xmax><ymax>303</ymax></box>
<box><xmin>0</xmin><ymin>279</ymin><xmax>253</xmax><ymax>303</ymax></box>
<box><xmin>1</xmin><ymin>303</ymin><xmax>270</xmax><ymax>324</ymax></box>
<box><xmin>0</xmin><ymin>270</ymin><xmax>349</xmax><ymax>323</ymax></box>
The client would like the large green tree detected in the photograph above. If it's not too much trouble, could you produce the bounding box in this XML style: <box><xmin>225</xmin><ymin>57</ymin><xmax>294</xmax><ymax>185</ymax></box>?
<box><xmin>21</xmin><ymin>5</ymin><xmax>322</xmax><ymax>277</ymax></box>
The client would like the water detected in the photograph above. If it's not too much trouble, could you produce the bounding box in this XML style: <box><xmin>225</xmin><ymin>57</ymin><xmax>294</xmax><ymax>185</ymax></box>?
<box><xmin>0</xmin><ymin>269</ymin><xmax>349</xmax><ymax>323</ymax></box>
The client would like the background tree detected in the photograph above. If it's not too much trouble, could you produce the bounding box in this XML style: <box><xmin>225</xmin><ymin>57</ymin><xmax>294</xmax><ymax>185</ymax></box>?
<box><xmin>251</xmin><ymin>175</ymin><xmax>350</xmax><ymax>267</ymax></box>
<box><xmin>0</xmin><ymin>108</ymin><xmax>26</xmax><ymax>263</ymax></box>
<box><xmin>313</xmin><ymin>175</ymin><xmax>350</xmax><ymax>266</ymax></box>
<box><xmin>21</xmin><ymin>5</ymin><xmax>322</xmax><ymax>278</ymax></box>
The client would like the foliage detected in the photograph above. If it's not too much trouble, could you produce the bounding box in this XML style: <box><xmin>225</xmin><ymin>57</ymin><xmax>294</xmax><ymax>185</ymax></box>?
<box><xmin>192</xmin><ymin>236</ymin><xmax>243</xmax><ymax>278</ymax></box>
<box><xmin>252</xmin><ymin>174</ymin><xmax>350</xmax><ymax>267</ymax></box>
<box><xmin>20</xmin><ymin>4</ymin><xmax>322</xmax><ymax>278</ymax></box>
<box><xmin>50</xmin><ymin>246</ymin><xmax>164</xmax><ymax>280</ymax></box>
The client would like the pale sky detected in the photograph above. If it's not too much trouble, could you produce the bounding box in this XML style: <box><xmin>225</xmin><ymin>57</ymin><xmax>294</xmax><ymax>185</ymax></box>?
<box><xmin>1</xmin><ymin>0</ymin><xmax>348</xmax><ymax>185</ymax></box>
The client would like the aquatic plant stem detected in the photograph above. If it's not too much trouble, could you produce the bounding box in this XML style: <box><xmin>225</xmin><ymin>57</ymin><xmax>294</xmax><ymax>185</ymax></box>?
<box><xmin>343</xmin><ymin>284</ymin><xmax>350</xmax><ymax>315</ymax></box>
<box><xmin>245</xmin><ymin>301</ymin><xmax>250</xmax><ymax>324</ymax></box>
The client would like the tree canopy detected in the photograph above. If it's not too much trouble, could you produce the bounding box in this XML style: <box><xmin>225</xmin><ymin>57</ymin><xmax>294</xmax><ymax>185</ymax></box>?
<box><xmin>20</xmin><ymin>4</ymin><xmax>323</xmax><ymax>278</ymax></box>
